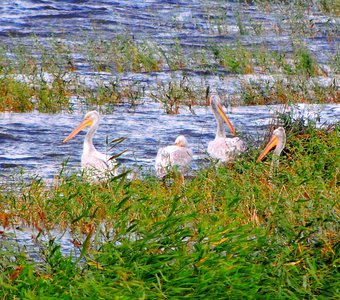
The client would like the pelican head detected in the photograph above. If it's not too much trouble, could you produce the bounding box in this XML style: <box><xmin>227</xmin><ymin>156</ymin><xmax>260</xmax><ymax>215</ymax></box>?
<box><xmin>175</xmin><ymin>135</ymin><xmax>188</xmax><ymax>147</ymax></box>
<box><xmin>210</xmin><ymin>91</ymin><xmax>236</xmax><ymax>137</ymax></box>
<box><xmin>63</xmin><ymin>110</ymin><xmax>100</xmax><ymax>143</ymax></box>
<box><xmin>257</xmin><ymin>127</ymin><xmax>286</xmax><ymax>162</ymax></box>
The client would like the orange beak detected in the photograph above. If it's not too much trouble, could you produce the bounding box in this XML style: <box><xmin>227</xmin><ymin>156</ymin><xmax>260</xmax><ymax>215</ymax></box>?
<box><xmin>217</xmin><ymin>103</ymin><xmax>237</xmax><ymax>136</ymax></box>
<box><xmin>63</xmin><ymin>117</ymin><xmax>93</xmax><ymax>143</ymax></box>
<box><xmin>257</xmin><ymin>135</ymin><xmax>278</xmax><ymax>162</ymax></box>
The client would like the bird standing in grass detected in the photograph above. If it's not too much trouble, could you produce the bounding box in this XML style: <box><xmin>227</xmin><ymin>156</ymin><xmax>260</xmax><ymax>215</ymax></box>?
<box><xmin>63</xmin><ymin>110</ymin><xmax>117</xmax><ymax>178</ymax></box>
<box><xmin>155</xmin><ymin>135</ymin><xmax>193</xmax><ymax>178</ymax></box>
<box><xmin>208</xmin><ymin>90</ymin><xmax>246</xmax><ymax>162</ymax></box>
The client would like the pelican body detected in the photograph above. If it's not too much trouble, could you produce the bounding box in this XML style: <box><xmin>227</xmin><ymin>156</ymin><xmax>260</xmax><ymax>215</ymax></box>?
<box><xmin>257</xmin><ymin>127</ymin><xmax>286</xmax><ymax>163</ymax></box>
<box><xmin>63</xmin><ymin>111</ymin><xmax>116</xmax><ymax>177</ymax></box>
<box><xmin>155</xmin><ymin>135</ymin><xmax>193</xmax><ymax>178</ymax></box>
<box><xmin>208</xmin><ymin>91</ymin><xmax>246</xmax><ymax>162</ymax></box>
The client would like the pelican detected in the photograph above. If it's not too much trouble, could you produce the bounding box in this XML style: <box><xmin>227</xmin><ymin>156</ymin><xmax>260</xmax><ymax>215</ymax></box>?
<box><xmin>207</xmin><ymin>91</ymin><xmax>246</xmax><ymax>162</ymax></box>
<box><xmin>155</xmin><ymin>135</ymin><xmax>193</xmax><ymax>178</ymax></box>
<box><xmin>257</xmin><ymin>127</ymin><xmax>286</xmax><ymax>165</ymax></box>
<box><xmin>63</xmin><ymin>110</ymin><xmax>117</xmax><ymax>178</ymax></box>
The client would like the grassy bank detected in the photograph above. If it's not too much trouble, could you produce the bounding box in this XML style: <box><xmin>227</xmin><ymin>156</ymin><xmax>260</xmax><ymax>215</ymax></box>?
<box><xmin>0</xmin><ymin>119</ymin><xmax>339</xmax><ymax>298</ymax></box>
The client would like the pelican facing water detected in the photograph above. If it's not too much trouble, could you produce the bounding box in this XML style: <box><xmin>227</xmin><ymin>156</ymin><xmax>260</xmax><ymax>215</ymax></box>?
<box><xmin>257</xmin><ymin>127</ymin><xmax>286</xmax><ymax>164</ymax></box>
<box><xmin>208</xmin><ymin>91</ymin><xmax>246</xmax><ymax>162</ymax></box>
<box><xmin>63</xmin><ymin>111</ymin><xmax>117</xmax><ymax>177</ymax></box>
<box><xmin>155</xmin><ymin>135</ymin><xmax>193</xmax><ymax>178</ymax></box>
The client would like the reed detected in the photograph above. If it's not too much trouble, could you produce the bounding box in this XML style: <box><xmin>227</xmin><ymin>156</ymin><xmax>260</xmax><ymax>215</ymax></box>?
<box><xmin>150</xmin><ymin>76</ymin><xmax>208</xmax><ymax>114</ymax></box>
<box><xmin>211</xmin><ymin>43</ymin><xmax>253</xmax><ymax>74</ymax></box>
<box><xmin>239</xmin><ymin>76</ymin><xmax>339</xmax><ymax>106</ymax></box>
<box><xmin>0</xmin><ymin>115</ymin><xmax>339</xmax><ymax>298</ymax></box>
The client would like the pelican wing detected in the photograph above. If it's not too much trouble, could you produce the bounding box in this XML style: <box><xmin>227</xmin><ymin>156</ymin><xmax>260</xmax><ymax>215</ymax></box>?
<box><xmin>208</xmin><ymin>137</ymin><xmax>246</xmax><ymax>162</ymax></box>
<box><xmin>169</xmin><ymin>147</ymin><xmax>193</xmax><ymax>168</ymax></box>
<box><xmin>155</xmin><ymin>146</ymin><xmax>192</xmax><ymax>177</ymax></box>
<box><xmin>81</xmin><ymin>150</ymin><xmax>116</xmax><ymax>177</ymax></box>
<box><xmin>225</xmin><ymin>137</ymin><xmax>247</xmax><ymax>153</ymax></box>
<box><xmin>155</xmin><ymin>147</ymin><xmax>171</xmax><ymax>177</ymax></box>
<box><xmin>208</xmin><ymin>138</ymin><xmax>229</xmax><ymax>162</ymax></box>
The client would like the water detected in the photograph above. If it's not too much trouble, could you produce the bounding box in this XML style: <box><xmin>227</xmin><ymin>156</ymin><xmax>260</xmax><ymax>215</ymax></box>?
<box><xmin>1</xmin><ymin>0</ymin><xmax>339</xmax><ymax>71</ymax></box>
<box><xmin>0</xmin><ymin>226</ymin><xmax>79</xmax><ymax>262</ymax></box>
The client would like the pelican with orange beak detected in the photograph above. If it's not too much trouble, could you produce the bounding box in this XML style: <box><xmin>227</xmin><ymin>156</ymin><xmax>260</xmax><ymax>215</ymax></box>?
<box><xmin>207</xmin><ymin>90</ymin><xmax>246</xmax><ymax>162</ymax></box>
<box><xmin>257</xmin><ymin>127</ymin><xmax>286</xmax><ymax>164</ymax></box>
<box><xmin>63</xmin><ymin>110</ymin><xmax>117</xmax><ymax>177</ymax></box>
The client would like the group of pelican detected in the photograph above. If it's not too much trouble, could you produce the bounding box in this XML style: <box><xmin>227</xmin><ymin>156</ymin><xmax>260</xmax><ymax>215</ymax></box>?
<box><xmin>63</xmin><ymin>91</ymin><xmax>286</xmax><ymax>179</ymax></box>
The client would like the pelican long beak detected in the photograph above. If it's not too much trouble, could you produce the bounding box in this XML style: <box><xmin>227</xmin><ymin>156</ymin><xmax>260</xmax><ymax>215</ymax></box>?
<box><xmin>257</xmin><ymin>135</ymin><xmax>278</xmax><ymax>162</ymax></box>
<box><xmin>217</xmin><ymin>103</ymin><xmax>237</xmax><ymax>136</ymax></box>
<box><xmin>63</xmin><ymin>117</ymin><xmax>93</xmax><ymax>143</ymax></box>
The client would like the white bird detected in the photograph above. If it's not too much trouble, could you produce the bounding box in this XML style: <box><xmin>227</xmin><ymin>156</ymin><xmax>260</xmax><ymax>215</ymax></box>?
<box><xmin>63</xmin><ymin>110</ymin><xmax>117</xmax><ymax>178</ymax></box>
<box><xmin>257</xmin><ymin>127</ymin><xmax>286</xmax><ymax>166</ymax></box>
<box><xmin>207</xmin><ymin>91</ymin><xmax>246</xmax><ymax>162</ymax></box>
<box><xmin>155</xmin><ymin>135</ymin><xmax>193</xmax><ymax>178</ymax></box>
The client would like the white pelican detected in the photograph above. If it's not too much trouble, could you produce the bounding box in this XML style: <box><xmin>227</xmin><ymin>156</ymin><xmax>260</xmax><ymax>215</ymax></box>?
<box><xmin>155</xmin><ymin>135</ymin><xmax>193</xmax><ymax>178</ymax></box>
<box><xmin>257</xmin><ymin>127</ymin><xmax>286</xmax><ymax>165</ymax></box>
<box><xmin>63</xmin><ymin>110</ymin><xmax>117</xmax><ymax>178</ymax></box>
<box><xmin>207</xmin><ymin>91</ymin><xmax>246</xmax><ymax>162</ymax></box>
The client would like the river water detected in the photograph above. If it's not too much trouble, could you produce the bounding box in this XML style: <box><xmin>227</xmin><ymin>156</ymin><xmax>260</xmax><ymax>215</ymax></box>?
<box><xmin>1</xmin><ymin>0</ymin><xmax>338</xmax><ymax>56</ymax></box>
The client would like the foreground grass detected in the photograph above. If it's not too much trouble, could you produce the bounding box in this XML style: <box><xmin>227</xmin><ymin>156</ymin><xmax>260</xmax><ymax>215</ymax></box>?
<box><xmin>0</xmin><ymin>122</ymin><xmax>339</xmax><ymax>299</ymax></box>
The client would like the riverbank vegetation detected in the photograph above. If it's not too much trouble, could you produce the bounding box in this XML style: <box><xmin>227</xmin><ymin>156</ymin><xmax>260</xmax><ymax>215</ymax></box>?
<box><xmin>0</xmin><ymin>114</ymin><xmax>339</xmax><ymax>298</ymax></box>
<box><xmin>0</xmin><ymin>0</ymin><xmax>338</xmax><ymax>113</ymax></box>
<box><xmin>0</xmin><ymin>1</ymin><xmax>339</xmax><ymax>297</ymax></box>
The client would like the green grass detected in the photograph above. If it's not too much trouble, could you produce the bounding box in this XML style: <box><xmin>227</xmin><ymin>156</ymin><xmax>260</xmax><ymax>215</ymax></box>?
<box><xmin>0</xmin><ymin>76</ymin><xmax>34</xmax><ymax>112</ymax></box>
<box><xmin>239</xmin><ymin>76</ymin><xmax>339</xmax><ymax>106</ymax></box>
<box><xmin>150</xmin><ymin>76</ymin><xmax>208</xmax><ymax>114</ymax></box>
<box><xmin>1</xmin><ymin>38</ymin><xmax>337</xmax><ymax>113</ymax></box>
<box><xmin>0</xmin><ymin>119</ymin><xmax>339</xmax><ymax>298</ymax></box>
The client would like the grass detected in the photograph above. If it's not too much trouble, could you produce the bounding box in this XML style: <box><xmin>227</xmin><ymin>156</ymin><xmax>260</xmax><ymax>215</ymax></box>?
<box><xmin>0</xmin><ymin>38</ymin><xmax>337</xmax><ymax>113</ymax></box>
<box><xmin>239</xmin><ymin>76</ymin><xmax>339</xmax><ymax>105</ymax></box>
<box><xmin>150</xmin><ymin>76</ymin><xmax>209</xmax><ymax>114</ymax></box>
<box><xmin>0</xmin><ymin>76</ymin><xmax>34</xmax><ymax>112</ymax></box>
<box><xmin>212</xmin><ymin>42</ymin><xmax>253</xmax><ymax>74</ymax></box>
<box><xmin>0</xmin><ymin>116</ymin><xmax>339</xmax><ymax>298</ymax></box>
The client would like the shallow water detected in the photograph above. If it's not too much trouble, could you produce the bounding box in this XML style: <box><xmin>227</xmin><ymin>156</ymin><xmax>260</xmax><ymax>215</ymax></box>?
<box><xmin>0</xmin><ymin>225</ymin><xmax>79</xmax><ymax>262</ymax></box>
<box><xmin>1</xmin><ymin>1</ymin><xmax>338</xmax><ymax>55</ymax></box>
